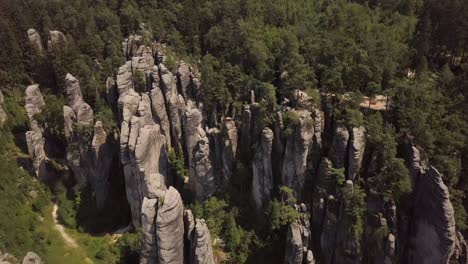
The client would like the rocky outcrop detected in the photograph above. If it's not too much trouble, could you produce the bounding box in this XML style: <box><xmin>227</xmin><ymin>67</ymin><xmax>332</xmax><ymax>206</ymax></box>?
<box><xmin>64</xmin><ymin>73</ymin><xmax>93</xmax><ymax>125</ymax></box>
<box><xmin>150</xmin><ymin>72</ymin><xmax>171</xmax><ymax>146</ymax></box>
<box><xmin>63</xmin><ymin>73</ymin><xmax>95</xmax><ymax>188</ymax></box>
<box><xmin>24</xmin><ymin>84</ymin><xmax>47</xmax><ymax>179</ymax></box>
<box><xmin>90</xmin><ymin>121</ymin><xmax>115</xmax><ymax>210</ymax></box>
<box><xmin>155</xmin><ymin>187</ymin><xmax>184</xmax><ymax>264</ymax></box>
<box><xmin>47</xmin><ymin>30</ymin><xmax>66</xmax><ymax>49</ymax></box>
<box><xmin>27</xmin><ymin>29</ymin><xmax>43</xmax><ymax>54</ymax></box>
<box><xmin>21</xmin><ymin>252</ymin><xmax>41</xmax><ymax>264</ymax></box>
<box><xmin>281</xmin><ymin>110</ymin><xmax>313</xmax><ymax>199</ymax></box>
<box><xmin>285</xmin><ymin>204</ymin><xmax>314</xmax><ymax>264</ymax></box>
<box><xmin>407</xmin><ymin>166</ymin><xmax>456</xmax><ymax>264</ymax></box>
<box><xmin>177</xmin><ymin>61</ymin><xmax>200</xmax><ymax>100</ymax></box>
<box><xmin>329</xmin><ymin>124</ymin><xmax>349</xmax><ymax>169</ymax></box>
<box><xmin>252</xmin><ymin>127</ymin><xmax>274</xmax><ymax>210</ymax></box>
<box><xmin>0</xmin><ymin>90</ymin><xmax>7</xmax><ymax>127</ymax></box>
<box><xmin>140</xmin><ymin>173</ymin><xmax>167</xmax><ymax>264</ymax></box>
<box><xmin>0</xmin><ymin>251</ymin><xmax>41</xmax><ymax>264</ymax></box>
<box><xmin>159</xmin><ymin>64</ymin><xmax>185</xmax><ymax>152</ymax></box>
<box><xmin>347</xmin><ymin>126</ymin><xmax>365</xmax><ymax>181</ymax></box>
<box><xmin>184</xmin><ymin>101</ymin><xmax>215</xmax><ymax>200</ymax></box>
<box><xmin>221</xmin><ymin>118</ymin><xmax>238</xmax><ymax>185</ymax></box>
<box><xmin>184</xmin><ymin>210</ymin><xmax>215</xmax><ymax>264</ymax></box>
<box><xmin>120</xmin><ymin>91</ymin><xmax>169</xmax><ymax>227</ymax></box>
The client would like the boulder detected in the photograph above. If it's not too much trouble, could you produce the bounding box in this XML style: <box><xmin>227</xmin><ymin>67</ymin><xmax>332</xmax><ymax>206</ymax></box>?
<box><xmin>21</xmin><ymin>252</ymin><xmax>41</xmax><ymax>264</ymax></box>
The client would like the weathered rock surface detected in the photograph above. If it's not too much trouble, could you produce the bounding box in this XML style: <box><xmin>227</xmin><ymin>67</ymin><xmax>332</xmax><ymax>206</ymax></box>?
<box><xmin>407</xmin><ymin>166</ymin><xmax>456</xmax><ymax>264</ymax></box>
<box><xmin>21</xmin><ymin>252</ymin><xmax>41</xmax><ymax>264</ymax></box>
<box><xmin>329</xmin><ymin>124</ymin><xmax>349</xmax><ymax>169</ymax></box>
<box><xmin>117</xmin><ymin>65</ymin><xmax>134</xmax><ymax>96</ymax></box>
<box><xmin>0</xmin><ymin>90</ymin><xmax>7</xmax><ymax>127</ymax></box>
<box><xmin>64</xmin><ymin>73</ymin><xmax>93</xmax><ymax>125</ymax></box>
<box><xmin>150</xmin><ymin>74</ymin><xmax>171</xmax><ymax>146</ymax></box>
<box><xmin>24</xmin><ymin>85</ymin><xmax>47</xmax><ymax>178</ymax></box>
<box><xmin>120</xmin><ymin>91</ymin><xmax>169</xmax><ymax>227</ymax></box>
<box><xmin>184</xmin><ymin>101</ymin><xmax>215</xmax><ymax>200</ymax></box>
<box><xmin>281</xmin><ymin>110</ymin><xmax>313</xmax><ymax>199</ymax></box>
<box><xmin>27</xmin><ymin>29</ymin><xmax>43</xmax><ymax>54</ymax></box>
<box><xmin>252</xmin><ymin>127</ymin><xmax>274</xmax><ymax>210</ymax></box>
<box><xmin>155</xmin><ymin>187</ymin><xmax>184</xmax><ymax>264</ymax></box>
<box><xmin>190</xmin><ymin>219</ymin><xmax>215</xmax><ymax>264</ymax></box>
<box><xmin>347</xmin><ymin>126</ymin><xmax>365</xmax><ymax>181</ymax></box>
<box><xmin>47</xmin><ymin>30</ymin><xmax>66</xmax><ymax>49</ymax></box>
<box><xmin>140</xmin><ymin>197</ymin><xmax>158</xmax><ymax>264</ymax></box>
<box><xmin>285</xmin><ymin>204</ymin><xmax>314</xmax><ymax>264</ymax></box>
<box><xmin>90</xmin><ymin>121</ymin><xmax>114</xmax><ymax>210</ymax></box>
<box><xmin>221</xmin><ymin>117</ymin><xmax>238</xmax><ymax>185</ymax></box>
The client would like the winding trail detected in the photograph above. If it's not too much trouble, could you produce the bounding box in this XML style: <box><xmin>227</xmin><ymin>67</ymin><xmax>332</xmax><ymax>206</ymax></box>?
<box><xmin>51</xmin><ymin>203</ymin><xmax>78</xmax><ymax>248</ymax></box>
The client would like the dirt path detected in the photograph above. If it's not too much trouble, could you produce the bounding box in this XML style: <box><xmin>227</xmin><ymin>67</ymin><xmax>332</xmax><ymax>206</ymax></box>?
<box><xmin>51</xmin><ymin>203</ymin><xmax>78</xmax><ymax>248</ymax></box>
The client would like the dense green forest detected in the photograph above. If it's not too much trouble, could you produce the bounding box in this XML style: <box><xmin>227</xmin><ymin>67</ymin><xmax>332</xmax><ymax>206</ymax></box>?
<box><xmin>0</xmin><ymin>0</ymin><xmax>467</xmax><ymax>263</ymax></box>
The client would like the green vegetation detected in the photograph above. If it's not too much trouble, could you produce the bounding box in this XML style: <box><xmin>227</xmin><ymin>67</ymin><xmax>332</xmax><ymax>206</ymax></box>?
<box><xmin>168</xmin><ymin>148</ymin><xmax>187</xmax><ymax>182</ymax></box>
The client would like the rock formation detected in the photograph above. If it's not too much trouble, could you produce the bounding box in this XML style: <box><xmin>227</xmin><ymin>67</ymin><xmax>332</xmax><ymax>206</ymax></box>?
<box><xmin>0</xmin><ymin>89</ymin><xmax>7</xmax><ymax>127</ymax></box>
<box><xmin>285</xmin><ymin>204</ymin><xmax>314</xmax><ymax>264</ymax></box>
<box><xmin>184</xmin><ymin>101</ymin><xmax>215</xmax><ymax>200</ymax></box>
<box><xmin>281</xmin><ymin>110</ymin><xmax>313</xmax><ymax>199</ymax></box>
<box><xmin>329</xmin><ymin>124</ymin><xmax>349</xmax><ymax>169</ymax></box>
<box><xmin>407</xmin><ymin>166</ymin><xmax>456</xmax><ymax>264</ymax></box>
<box><xmin>24</xmin><ymin>84</ymin><xmax>47</xmax><ymax>179</ymax></box>
<box><xmin>252</xmin><ymin>127</ymin><xmax>274</xmax><ymax>210</ymax></box>
<box><xmin>155</xmin><ymin>187</ymin><xmax>184</xmax><ymax>264</ymax></box>
<box><xmin>47</xmin><ymin>30</ymin><xmax>66</xmax><ymax>49</ymax></box>
<box><xmin>184</xmin><ymin>210</ymin><xmax>216</xmax><ymax>264</ymax></box>
<box><xmin>27</xmin><ymin>29</ymin><xmax>43</xmax><ymax>54</ymax></box>
<box><xmin>21</xmin><ymin>252</ymin><xmax>41</xmax><ymax>264</ymax></box>
<box><xmin>347</xmin><ymin>126</ymin><xmax>366</xmax><ymax>181</ymax></box>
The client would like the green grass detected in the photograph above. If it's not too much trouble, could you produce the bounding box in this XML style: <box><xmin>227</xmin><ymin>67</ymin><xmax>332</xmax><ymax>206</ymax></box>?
<box><xmin>38</xmin><ymin>204</ymin><xmax>93</xmax><ymax>264</ymax></box>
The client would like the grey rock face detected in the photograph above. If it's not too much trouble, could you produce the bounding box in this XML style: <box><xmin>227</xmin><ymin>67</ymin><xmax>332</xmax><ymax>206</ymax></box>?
<box><xmin>407</xmin><ymin>166</ymin><xmax>456</xmax><ymax>264</ymax></box>
<box><xmin>140</xmin><ymin>197</ymin><xmax>158</xmax><ymax>264</ymax></box>
<box><xmin>120</xmin><ymin>94</ymin><xmax>168</xmax><ymax>227</ymax></box>
<box><xmin>90</xmin><ymin>121</ymin><xmax>114</xmax><ymax>210</ymax></box>
<box><xmin>184</xmin><ymin>101</ymin><xmax>215</xmax><ymax>200</ymax></box>
<box><xmin>150</xmin><ymin>80</ymin><xmax>171</xmax><ymax>146</ymax></box>
<box><xmin>347</xmin><ymin>126</ymin><xmax>366</xmax><ymax>181</ymax></box>
<box><xmin>64</xmin><ymin>73</ymin><xmax>94</xmax><ymax>125</ymax></box>
<box><xmin>24</xmin><ymin>84</ymin><xmax>46</xmax><ymax>129</ymax></box>
<box><xmin>0</xmin><ymin>90</ymin><xmax>7</xmax><ymax>127</ymax></box>
<box><xmin>221</xmin><ymin>117</ymin><xmax>238</xmax><ymax>185</ymax></box>
<box><xmin>190</xmin><ymin>219</ymin><xmax>215</xmax><ymax>264</ymax></box>
<box><xmin>27</xmin><ymin>29</ymin><xmax>43</xmax><ymax>54</ymax></box>
<box><xmin>63</xmin><ymin>74</ymin><xmax>97</xmax><ymax>189</ymax></box>
<box><xmin>281</xmin><ymin>110</ymin><xmax>313</xmax><ymax>199</ymax></box>
<box><xmin>117</xmin><ymin>65</ymin><xmax>134</xmax><ymax>96</ymax></box>
<box><xmin>329</xmin><ymin>124</ymin><xmax>349</xmax><ymax>169</ymax></box>
<box><xmin>155</xmin><ymin>187</ymin><xmax>184</xmax><ymax>264</ymax></box>
<box><xmin>21</xmin><ymin>252</ymin><xmax>41</xmax><ymax>264</ymax></box>
<box><xmin>184</xmin><ymin>210</ymin><xmax>195</xmax><ymax>239</ymax></box>
<box><xmin>285</xmin><ymin>204</ymin><xmax>313</xmax><ymax>264</ymax></box>
<box><xmin>47</xmin><ymin>30</ymin><xmax>66</xmax><ymax>49</ymax></box>
<box><xmin>24</xmin><ymin>85</ymin><xmax>47</xmax><ymax>178</ymax></box>
<box><xmin>252</xmin><ymin>127</ymin><xmax>274</xmax><ymax>210</ymax></box>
